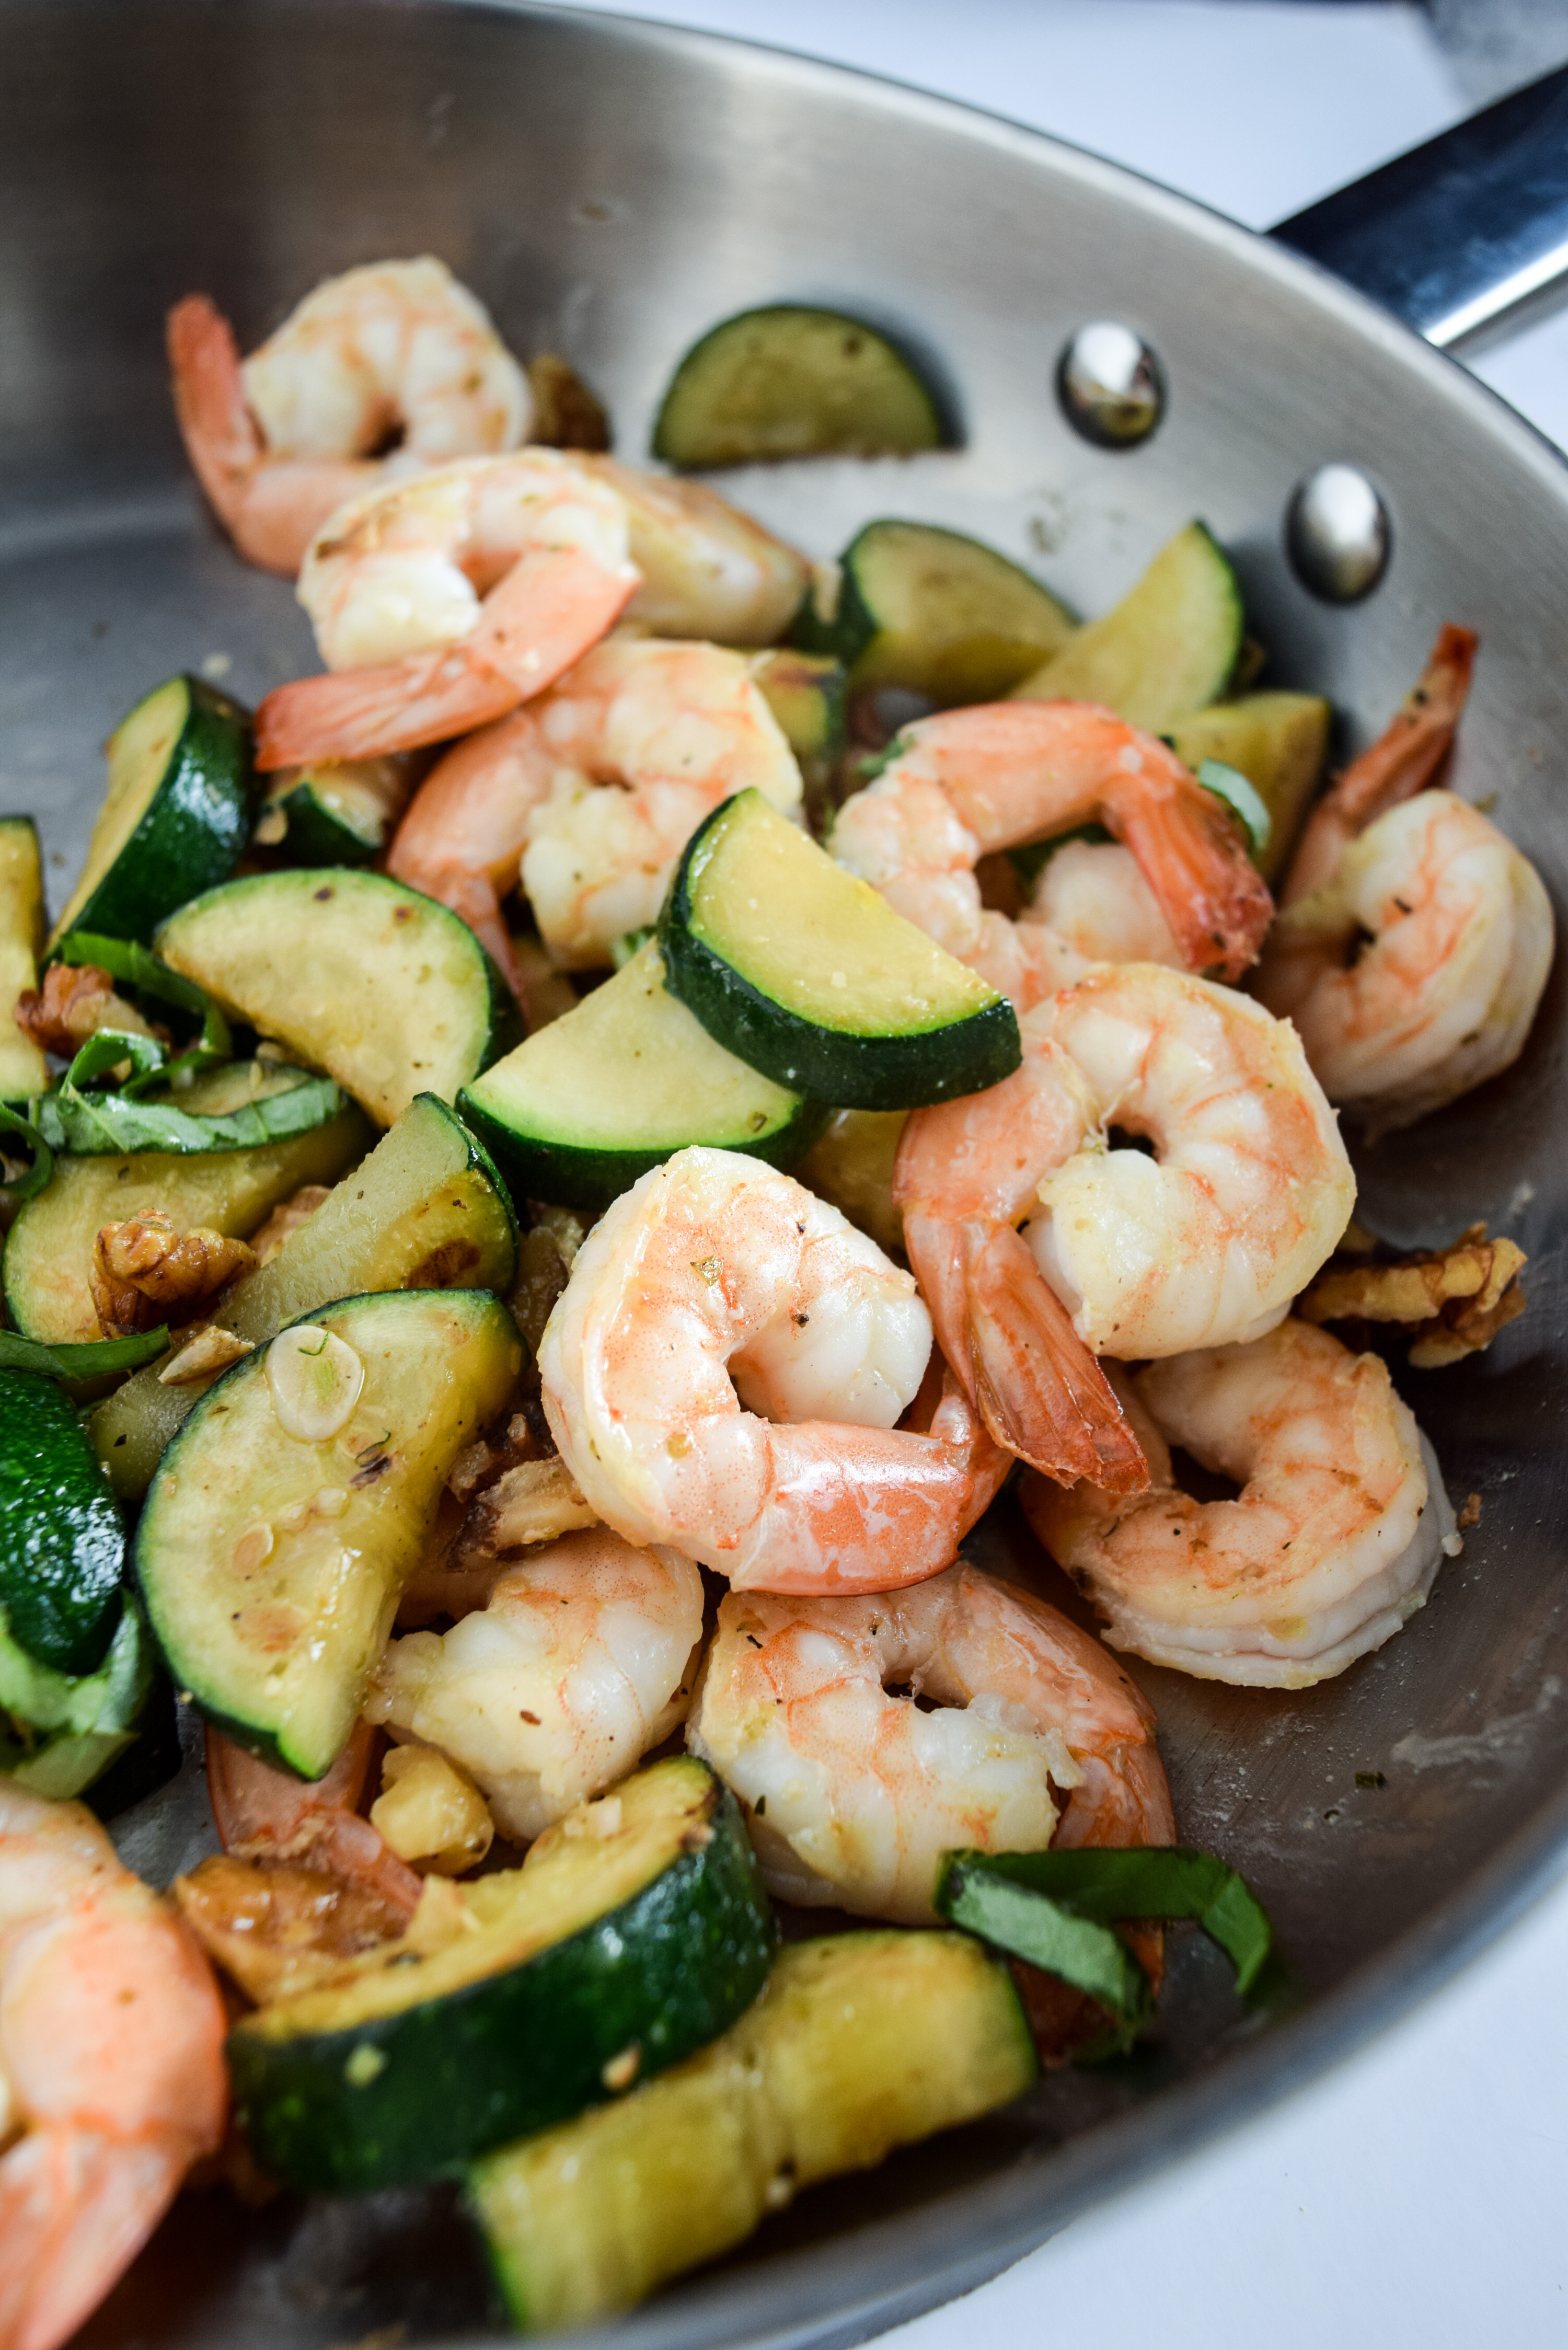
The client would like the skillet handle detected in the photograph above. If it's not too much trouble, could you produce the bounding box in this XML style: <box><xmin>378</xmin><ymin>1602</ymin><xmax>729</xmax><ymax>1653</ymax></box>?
<box><xmin>1271</xmin><ymin>62</ymin><xmax>1568</xmax><ymax>357</ymax></box>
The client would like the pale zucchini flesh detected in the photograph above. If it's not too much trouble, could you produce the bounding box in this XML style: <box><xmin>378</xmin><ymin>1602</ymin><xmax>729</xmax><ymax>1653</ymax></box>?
<box><xmin>137</xmin><ymin>1288</ymin><xmax>521</xmax><ymax>1779</ymax></box>
<box><xmin>1</xmin><ymin>1596</ymin><xmax>157</xmax><ymax>1802</ymax></box>
<box><xmin>48</xmin><ymin>675</ymin><xmax>252</xmax><ymax>948</ymax></box>
<box><xmin>748</xmin><ymin>648</ymin><xmax>847</xmax><ymax>830</ymax></box>
<box><xmin>1168</xmin><ymin>691</ymin><xmax>1330</xmax><ymax>885</ymax></box>
<box><xmin>459</xmin><ymin>940</ymin><xmax>827</xmax><ymax>1212</ymax></box>
<box><xmin>225</xmin><ymin>1756</ymin><xmax>776</xmax><ymax>2191</ymax></box>
<box><xmin>653</xmin><ymin>306</ymin><xmax>944</xmax><ymax>467</ymax></box>
<box><xmin>91</xmin><ymin>1094</ymin><xmax>517</xmax><ymax>1501</ymax></box>
<box><xmin>471</xmin><ymin>1931</ymin><xmax>1037</xmax><ymax>2331</ymax></box>
<box><xmin>661</xmin><ymin>788</ymin><xmax>1020</xmax><ymax>1109</ymax></box>
<box><xmin>794</xmin><ymin>520</ymin><xmax>1076</xmax><ymax>706</ymax></box>
<box><xmin>1012</xmin><ymin>521</ymin><xmax>1242</xmax><ymax>732</ymax></box>
<box><xmin>0</xmin><ymin>817</ymin><xmax>47</xmax><ymax>1100</ymax></box>
<box><xmin>2</xmin><ymin>1099</ymin><xmax>372</xmax><ymax>1346</ymax></box>
<box><xmin>154</xmin><ymin>869</ymin><xmax>519</xmax><ymax>1127</ymax></box>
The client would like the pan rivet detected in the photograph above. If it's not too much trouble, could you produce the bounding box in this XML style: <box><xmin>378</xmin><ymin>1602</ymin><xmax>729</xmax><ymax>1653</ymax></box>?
<box><xmin>1286</xmin><ymin>463</ymin><xmax>1390</xmax><ymax>602</ymax></box>
<box><xmin>1056</xmin><ymin>321</ymin><xmax>1163</xmax><ymax>447</ymax></box>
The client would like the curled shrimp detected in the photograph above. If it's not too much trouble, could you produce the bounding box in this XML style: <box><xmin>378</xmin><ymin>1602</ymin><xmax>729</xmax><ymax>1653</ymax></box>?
<box><xmin>688</xmin><ymin>1560</ymin><xmax>1173</xmax><ymax>1926</ymax></box>
<box><xmin>828</xmin><ymin>701</ymin><xmax>1273</xmax><ymax>1004</ymax></box>
<box><xmin>1020</xmin><ymin>835</ymin><xmax>1183</xmax><ymax>969</ymax></box>
<box><xmin>366</xmin><ymin>1527</ymin><xmax>706</xmax><ymax>1841</ymax></box>
<box><xmin>254</xmin><ymin>453</ymin><xmax>641</xmax><ymax>768</ymax></box>
<box><xmin>167</xmin><ymin>258</ymin><xmax>531</xmax><ymax>577</ymax></box>
<box><xmin>1280</xmin><ymin>624</ymin><xmax>1477</xmax><ymax>907</ymax></box>
<box><xmin>895</xmin><ymin>963</ymin><xmax>1355</xmax><ymax>1465</ymax></box>
<box><xmin>254</xmin><ymin>454</ymin><xmax>809</xmax><ymax>773</ymax></box>
<box><xmin>1258</xmin><ymin>789</ymin><xmax>1553</xmax><ymax>1136</ymax></box>
<box><xmin>0</xmin><ymin>1785</ymin><xmax>227</xmax><ymax>2350</ymax></box>
<box><xmin>1022</xmin><ymin>1318</ymin><xmax>1461</xmax><ymax>1687</ymax></box>
<box><xmin>539</xmin><ymin>1147</ymin><xmax>1011</xmax><ymax>1595</ymax></box>
<box><xmin>386</xmin><ymin>636</ymin><xmax>802</xmax><ymax>989</ymax></box>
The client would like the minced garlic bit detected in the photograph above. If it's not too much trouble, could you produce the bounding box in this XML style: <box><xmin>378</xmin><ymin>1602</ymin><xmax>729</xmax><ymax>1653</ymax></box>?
<box><xmin>157</xmin><ymin>1324</ymin><xmax>256</xmax><ymax>1386</ymax></box>
<box><xmin>265</xmin><ymin>1322</ymin><xmax>365</xmax><ymax>1442</ymax></box>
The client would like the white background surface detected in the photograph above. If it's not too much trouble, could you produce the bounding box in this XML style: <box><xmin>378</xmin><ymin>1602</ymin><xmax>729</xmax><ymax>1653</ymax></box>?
<box><xmin>570</xmin><ymin>5</ymin><xmax>1568</xmax><ymax>2344</ymax></box>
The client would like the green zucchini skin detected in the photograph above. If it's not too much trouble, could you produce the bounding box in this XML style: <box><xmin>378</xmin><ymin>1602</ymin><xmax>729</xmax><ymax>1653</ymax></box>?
<box><xmin>458</xmin><ymin>1096</ymin><xmax>828</xmax><ymax>1217</ymax></box>
<box><xmin>652</xmin><ymin>305</ymin><xmax>944</xmax><ymax>468</ymax></box>
<box><xmin>659</xmin><ymin>796</ymin><xmax>1020</xmax><ymax>1111</ymax></box>
<box><xmin>0</xmin><ymin>1370</ymin><xmax>125</xmax><ymax>1675</ymax></box>
<box><xmin>49</xmin><ymin>676</ymin><xmax>252</xmax><ymax>949</ymax></box>
<box><xmin>228</xmin><ymin>1762</ymin><xmax>777</xmax><ymax>2192</ymax></box>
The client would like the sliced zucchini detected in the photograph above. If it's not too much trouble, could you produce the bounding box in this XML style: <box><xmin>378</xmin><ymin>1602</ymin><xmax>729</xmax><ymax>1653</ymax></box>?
<box><xmin>48</xmin><ymin>675</ymin><xmax>252</xmax><ymax>949</ymax></box>
<box><xmin>1</xmin><ymin>1594</ymin><xmax>158</xmax><ymax>1803</ymax></box>
<box><xmin>1012</xmin><ymin>522</ymin><xmax>1242</xmax><ymax>732</ymax></box>
<box><xmin>138</xmin><ymin>1287</ymin><xmax>521</xmax><ymax>1779</ymax></box>
<box><xmin>1</xmin><ymin>1098</ymin><xmax>371</xmax><ymax>1346</ymax></box>
<box><xmin>155</xmin><ymin>869</ymin><xmax>520</xmax><ymax>1127</ymax></box>
<box><xmin>1</xmin><ymin>1370</ymin><xmax>124</xmax><ymax>1674</ymax></box>
<box><xmin>459</xmin><ymin>940</ymin><xmax>827</xmax><ymax>1214</ymax></box>
<box><xmin>33</xmin><ymin>1061</ymin><xmax>344</xmax><ymax>1158</ymax></box>
<box><xmin>659</xmin><ymin>789</ymin><xmax>1019</xmax><ymax>1109</ymax></box>
<box><xmin>749</xmin><ymin>649</ymin><xmax>847</xmax><ymax>831</ymax></box>
<box><xmin>255</xmin><ymin>756</ymin><xmax>417</xmax><ymax>867</ymax></box>
<box><xmin>652</xmin><ymin>306</ymin><xmax>944</xmax><ymax>468</ymax></box>
<box><xmin>793</xmin><ymin>521</ymin><xmax>1075</xmax><ymax>707</ymax></box>
<box><xmin>225</xmin><ymin>1755</ymin><xmax>776</xmax><ymax>2191</ymax></box>
<box><xmin>471</xmin><ymin>1930</ymin><xmax>1036</xmax><ymax>2331</ymax></box>
<box><xmin>91</xmin><ymin>1094</ymin><xmax>517</xmax><ymax>1501</ymax></box>
<box><xmin>1168</xmin><ymin>692</ymin><xmax>1331</xmax><ymax>885</ymax></box>
<box><xmin>0</xmin><ymin>817</ymin><xmax>47</xmax><ymax>1101</ymax></box>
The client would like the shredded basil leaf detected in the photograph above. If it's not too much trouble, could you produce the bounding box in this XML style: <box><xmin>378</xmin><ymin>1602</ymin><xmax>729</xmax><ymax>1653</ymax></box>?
<box><xmin>1196</xmin><ymin>759</ymin><xmax>1272</xmax><ymax>860</ymax></box>
<box><xmin>936</xmin><ymin>1843</ymin><xmax>1274</xmax><ymax>2009</ymax></box>
<box><xmin>940</xmin><ymin>1862</ymin><xmax>1152</xmax><ymax>2039</ymax></box>
<box><xmin>33</xmin><ymin>1068</ymin><xmax>342</xmax><ymax>1158</ymax></box>
<box><xmin>0</xmin><ymin>1326</ymin><xmax>171</xmax><ymax>1386</ymax></box>
<box><xmin>0</xmin><ymin>1101</ymin><xmax>54</xmax><ymax>1201</ymax></box>
<box><xmin>53</xmin><ymin>930</ymin><xmax>233</xmax><ymax>1081</ymax></box>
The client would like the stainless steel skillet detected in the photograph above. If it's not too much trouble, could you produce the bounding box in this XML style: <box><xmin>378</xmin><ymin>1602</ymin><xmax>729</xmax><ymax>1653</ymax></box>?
<box><xmin>1</xmin><ymin>7</ymin><xmax>1566</xmax><ymax>2344</ymax></box>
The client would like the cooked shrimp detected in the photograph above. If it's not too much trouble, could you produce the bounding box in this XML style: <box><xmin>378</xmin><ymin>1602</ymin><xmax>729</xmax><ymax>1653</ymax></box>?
<box><xmin>539</xmin><ymin>1147</ymin><xmax>1011</xmax><ymax>1594</ymax></box>
<box><xmin>688</xmin><ymin>1561</ymin><xmax>1173</xmax><ymax>1925</ymax></box>
<box><xmin>366</xmin><ymin>1527</ymin><xmax>705</xmax><ymax>1840</ymax></box>
<box><xmin>168</xmin><ymin>258</ymin><xmax>531</xmax><ymax>576</ymax></box>
<box><xmin>1020</xmin><ymin>836</ymin><xmax>1184</xmax><ymax>968</ymax></box>
<box><xmin>386</xmin><ymin>637</ymin><xmax>801</xmax><ymax>988</ymax></box>
<box><xmin>254</xmin><ymin>454</ymin><xmax>810</xmax><ymax>772</ymax></box>
<box><xmin>1022</xmin><ymin>1318</ymin><xmax>1460</xmax><ymax>1687</ymax></box>
<box><xmin>254</xmin><ymin>453</ymin><xmax>641</xmax><ymax>767</ymax></box>
<box><xmin>1256</xmin><ymin>790</ymin><xmax>1553</xmax><ymax>1136</ymax></box>
<box><xmin>829</xmin><ymin>701</ymin><xmax>1272</xmax><ymax>1003</ymax></box>
<box><xmin>1281</xmin><ymin>624</ymin><xmax>1477</xmax><ymax>907</ymax></box>
<box><xmin>0</xmin><ymin>1785</ymin><xmax>227</xmax><ymax>2350</ymax></box>
<box><xmin>205</xmin><ymin>1720</ymin><xmax>422</xmax><ymax>1918</ymax></box>
<box><xmin>896</xmin><ymin>964</ymin><xmax>1355</xmax><ymax>1467</ymax></box>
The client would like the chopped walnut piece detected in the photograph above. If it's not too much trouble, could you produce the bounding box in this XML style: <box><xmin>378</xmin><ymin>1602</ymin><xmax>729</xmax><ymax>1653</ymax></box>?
<box><xmin>1457</xmin><ymin>1493</ymin><xmax>1483</xmax><ymax>1531</ymax></box>
<box><xmin>157</xmin><ymin>1323</ymin><xmax>256</xmax><ymax>1385</ymax></box>
<box><xmin>399</xmin><ymin>1455</ymin><xmax>599</xmax><ymax>1625</ymax></box>
<box><xmin>90</xmin><ymin>1212</ymin><xmax>257</xmax><ymax>1338</ymax></box>
<box><xmin>510</xmin><ymin>1207</ymin><xmax>589</xmax><ymax>1356</ymax></box>
<box><xmin>1298</xmin><ymin>1222</ymin><xmax>1527</xmax><ymax>1369</ymax></box>
<box><xmin>526</xmin><ymin>352</ymin><xmax>611</xmax><ymax>452</ymax></box>
<box><xmin>248</xmin><ymin>1183</ymin><xmax>332</xmax><ymax>1266</ymax></box>
<box><xmin>14</xmin><ymin>961</ymin><xmax>164</xmax><ymax>1058</ymax></box>
<box><xmin>175</xmin><ymin>1854</ymin><xmax>411</xmax><ymax>2007</ymax></box>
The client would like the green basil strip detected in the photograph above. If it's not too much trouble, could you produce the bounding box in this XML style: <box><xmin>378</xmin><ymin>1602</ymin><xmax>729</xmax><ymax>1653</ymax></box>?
<box><xmin>1196</xmin><ymin>759</ymin><xmax>1272</xmax><ymax>861</ymax></box>
<box><xmin>938</xmin><ymin>1859</ymin><xmax>1152</xmax><ymax>2031</ymax></box>
<box><xmin>938</xmin><ymin>1846</ymin><xmax>1273</xmax><ymax>1998</ymax></box>
<box><xmin>0</xmin><ymin>1326</ymin><xmax>170</xmax><ymax>1384</ymax></box>
<box><xmin>54</xmin><ymin>931</ymin><xmax>233</xmax><ymax>1079</ymax></box>
<box><xmin>0</xmin><ymin>1102</ymin><xmax>54</xmax><ymax>1201</ymax></box>
<box><xmin>34</xmin><ymin>1071</ymin><xmax>341</xmax><ymax>1158</ymax></box>
<box><xmin>62</xmin><ymin>1029</ymin><xmax>168</xmax><ymax>1093</ymax></box>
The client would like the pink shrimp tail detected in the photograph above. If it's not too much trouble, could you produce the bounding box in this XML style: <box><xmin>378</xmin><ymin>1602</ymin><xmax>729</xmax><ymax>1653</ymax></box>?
<box><xmin>206</xmin><ymin>1723</ymin><xmax>422</xmax><ymax>1917</ymax></box>
<box><xmin>1107</xmin><ymin>768</ymin><xmax>1275</xmax><ymax>983</ymax></box>
<box><xmin>1283</xmin><ymin>623</ymin><xmax>1480</xmax><ymax>904</ymax></box>
<box><xmin>255</xmin><ymin>545</ymin><xmax>637</xmax><ymax>768</ymax></box>
<box><xmin>0</xmin><ymin>2128</ymin><xmax>195</xmax><ymax>2350</ymax></box>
